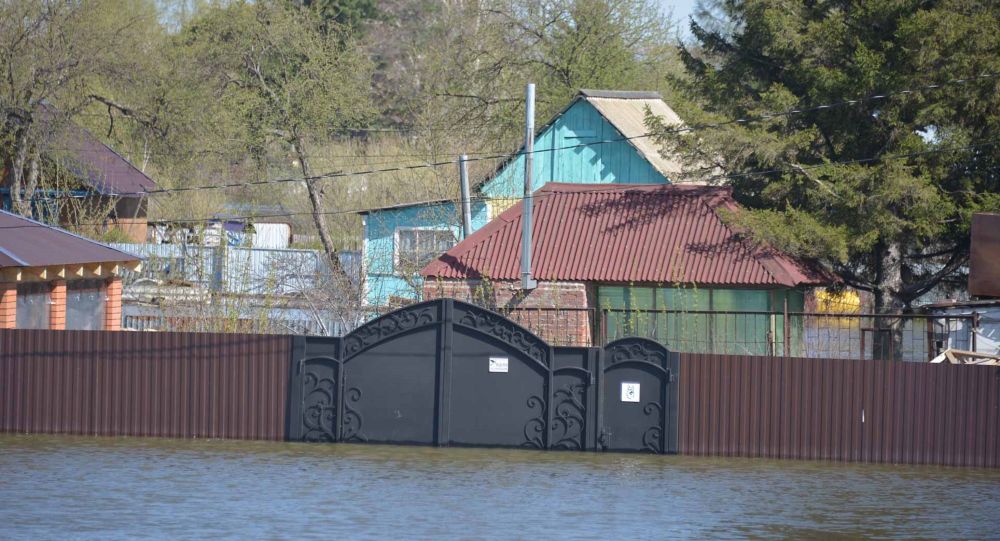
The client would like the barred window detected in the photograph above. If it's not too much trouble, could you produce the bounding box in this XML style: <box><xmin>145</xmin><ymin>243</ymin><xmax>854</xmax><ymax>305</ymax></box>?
<box><xmin>396</xmin><ymin>228</ymin><xmax>455</xmax><ymax>272</ymax></box>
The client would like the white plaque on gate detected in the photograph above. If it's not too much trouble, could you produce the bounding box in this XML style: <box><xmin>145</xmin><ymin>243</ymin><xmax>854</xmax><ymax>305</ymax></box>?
<box><xmin>621</xmin><ymin>382</ymin><xmax>640</xmax><ymax>402</ymax></box>
<box><xmin>489</xmin><ymin>357</ymin><xmax>509</xmax><ymax>373</ymax></box>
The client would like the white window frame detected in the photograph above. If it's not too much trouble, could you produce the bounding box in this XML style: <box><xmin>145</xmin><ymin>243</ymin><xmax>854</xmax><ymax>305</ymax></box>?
<box><xmin>393</xmin><ymin>226</ymin><xmax>456</xmax><ymax>274</ymax></box>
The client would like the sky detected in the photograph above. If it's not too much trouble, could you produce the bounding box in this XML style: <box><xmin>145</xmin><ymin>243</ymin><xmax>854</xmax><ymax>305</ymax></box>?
<box><xmin>660</xmin><ymin>0</ymin><xmax>699</xmax><ymax>39</ymax></box>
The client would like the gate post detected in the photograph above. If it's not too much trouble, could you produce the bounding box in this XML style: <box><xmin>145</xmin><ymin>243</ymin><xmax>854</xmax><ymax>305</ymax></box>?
<box><xmin>285</xmin><ymin>335</ymin><xmax>308</xmax><ymax>441</ymax></box>
<box><xmin>435</xmin><ymin>298</ymin><xmax>454</xmax><ymax>446</ymax></box>
<box><xmin>545</xmin><ymin>346</ymin><xmax>555</xmax><ymax>450</ymax></box>
<box><xmin>594</xmin><ymin>347</ymin><xmax>607</xmax><ymax>451</ymax></box>
<box><xmin>665</xmin><ymin>350</ymin><xmax>680</xmax><ymax>454</ymax></box>
<box><xmin>585</xmin><ymin>347</ymin><xmax>601</xmax><ymax>451</ymax></box>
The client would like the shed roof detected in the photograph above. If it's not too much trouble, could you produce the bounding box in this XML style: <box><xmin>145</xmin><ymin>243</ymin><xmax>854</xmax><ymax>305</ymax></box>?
<box><xmin>0</xmin><ymin>210</ymin><xmax>140</xmax><ymax>268</ymax></box>
<box><xmin>421</xmin><ymin>183</ymin><xmax>831</xmax><ymax>287</ymax></box>
<box><xmin>39</xmin><ymin>103</ymin><xmax>156</xmax><ymax>196</ymax></box>
<box><xmin>584</xmin><ymin>95</ymin><xmax>685</xmax><ymax>179</ymax></box>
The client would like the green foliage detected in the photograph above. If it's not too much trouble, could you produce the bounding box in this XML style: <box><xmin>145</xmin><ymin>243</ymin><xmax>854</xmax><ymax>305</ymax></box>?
<box><xmin>653</xmin><ymin>0</ymin><xmax>1000</xmax><ymax>310</ymax></box>
<box><xmin>399</xmin><ymin>0</ymin><xmax>684</xmax><ymax>150</ymax></box>
<box><xmin>294</xmin><ymin>0</ymin><xmax>380</xmax><ymax>31</ymax></box>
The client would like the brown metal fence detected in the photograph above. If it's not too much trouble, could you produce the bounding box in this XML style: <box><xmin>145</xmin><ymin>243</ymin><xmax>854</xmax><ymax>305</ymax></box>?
<box><xmin>2</xmin><ymin>327</ymin><xmax>998</xmax><ymax>468</ymax></box>
<box><xmin>0</xmin><ymin>329</ymin><xmax>291</xmax><ymax>440</ymax></box>
<box><xmin>678</xmin><ymin>353</ymin><xmax>1000</xmax><ymax>467</ymax></box>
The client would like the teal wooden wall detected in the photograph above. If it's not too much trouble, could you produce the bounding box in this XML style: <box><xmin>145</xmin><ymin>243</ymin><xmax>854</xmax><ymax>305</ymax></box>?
<box><xmin>363</xmin><ymin>201</ymin><xmax>489</xmax><ymax>305</ymax></box>
<box><xmin>480</xmin><ymin>99</ymin><xmax>668</xmax><ymax>198</ymax></box>
<box><xmin>363</xmin><ymin>98</ymin><xmax>670</xmax><ymax>306</ymax></box>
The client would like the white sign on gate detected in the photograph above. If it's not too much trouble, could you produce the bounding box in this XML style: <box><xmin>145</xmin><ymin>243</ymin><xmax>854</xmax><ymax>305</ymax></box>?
<box><xmin>489</xmin><ymin>357</ymin><xmax>509</xmax><ymax>373</ymax></box>
<box><xmin>621</xmin><ymin>382</ymin><xmax>640</xmax><ymax>402</ymax></box>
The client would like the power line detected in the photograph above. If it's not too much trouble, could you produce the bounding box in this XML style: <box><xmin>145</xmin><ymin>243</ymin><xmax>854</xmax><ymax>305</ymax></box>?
<box><xmin>0</xmin><ymin>193</ymin><xmax>504</xmax><ymax>230</ymax></box>
<box><xmin>4</xmin><ymin>139</ymin><xmax>996</xmax><ymax>230</ymax></box>
<box><xmin>89</xmin><ymin>71</ymin><xmax>998</xmax><ymax>197</ymax></box>
<box><xmin>8</xmin><ymin>72</ymin><xmax>998</xmax><ymax>202</ymax></box>
<box><xmin>32</xmin><ymin>145</ymin><xmax>511</xmax><ymax>160</ymax></box>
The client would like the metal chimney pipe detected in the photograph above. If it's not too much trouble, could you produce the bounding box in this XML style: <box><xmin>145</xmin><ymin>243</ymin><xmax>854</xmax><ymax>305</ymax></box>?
<box><xmin>458</xmin><ymin>154</ymin><xmax>472</xmax><ymax>239</ymax></box>
<box><xmin>520</xmin><ymin>83</ymin><xmax>538</xmax><ymax>290</ymax></box>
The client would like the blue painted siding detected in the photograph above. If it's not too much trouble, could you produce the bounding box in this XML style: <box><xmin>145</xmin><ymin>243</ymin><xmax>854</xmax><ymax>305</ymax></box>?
<box><xmin>364</xmin><ymin>201</ymin><xmax>489</xmax><ymax>305</ymax></box>
<box><xmin>480</xmin><ymin>100</ymin><xmax>668</xmax><ymax>198</ymax></box>
<box><xmin>362</xmin><ymin>99</ymin><xmax>670</xmax><ymax>306</ymax></box>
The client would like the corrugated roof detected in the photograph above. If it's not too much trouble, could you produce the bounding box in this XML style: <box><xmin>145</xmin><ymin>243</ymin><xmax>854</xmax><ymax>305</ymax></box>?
<box><xmin>585</xmin><ymin>96</ymin><xmax>686</xmax><ymax>179</ymax></box>
<box><xmin>39</xmin><ymin>103</ymin><xmax>156</xmax><ymax>196</ymax></box>
<box><xmin>421</xmin><ymin>183</ymin><xmax>831</xmax><ymax>287</ymax></box>
<box><xmin>0</xmin><ymin>210</ymin><xmax>140</xmax><ymax>268</ymax></box>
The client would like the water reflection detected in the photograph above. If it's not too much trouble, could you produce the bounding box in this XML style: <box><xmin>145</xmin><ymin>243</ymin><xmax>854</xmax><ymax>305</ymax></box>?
<box><xmin>1</xmin><ymin>435</ymin><xmax>997</xmax><ymax>540</ymax></box>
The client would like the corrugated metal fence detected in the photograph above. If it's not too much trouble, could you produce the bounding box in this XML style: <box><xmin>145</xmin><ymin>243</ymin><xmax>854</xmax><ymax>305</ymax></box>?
<box><xmin>0</xmin><ymin>329</ymin><xmax>291</xmax><ymax>440</ymax></box>
<box><xmin>2</xmin><ymin>328</ymin><xmax>998</xmax><ymax>467</ymax></box>
<box><xmin>678</xmin><ymin>353</ymin><xmax>1000</xmax><ymax>467</ymax></box>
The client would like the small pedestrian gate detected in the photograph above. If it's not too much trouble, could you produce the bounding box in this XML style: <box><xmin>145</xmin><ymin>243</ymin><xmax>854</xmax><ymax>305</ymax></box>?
<box><xmin>287</xmin><ymin>299</ymin><xmax>679</xmax><ymax>453</ymax></box>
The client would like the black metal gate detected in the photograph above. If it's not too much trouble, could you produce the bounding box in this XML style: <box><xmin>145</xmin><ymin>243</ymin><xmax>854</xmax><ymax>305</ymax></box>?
<box><xmin>597</xmin><ymin>338</ymin><xmax>679</xmax><ymax>453</ymax></box>
<box><xmin>287</xmin><ymin>299</ymin><xmax>678</xmax><ymax>453</ymax></box>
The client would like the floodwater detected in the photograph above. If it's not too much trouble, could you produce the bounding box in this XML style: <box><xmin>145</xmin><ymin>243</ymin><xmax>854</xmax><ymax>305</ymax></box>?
<box><xmin>0</xmin><ymin>435</ymin><xmax>997</xmax><ymax>540</ymax></box>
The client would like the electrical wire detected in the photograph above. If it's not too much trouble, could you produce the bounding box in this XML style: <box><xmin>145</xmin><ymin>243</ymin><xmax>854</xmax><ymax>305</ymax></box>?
<box><xmin>3</xmin><ymin>139</ymin><xmax>995</xmax><ymax>231</ymax></box>
<box><xmin>62</xmin><ymin>71</ymin><xmax>995</xmax><ymax>198</ymax></box>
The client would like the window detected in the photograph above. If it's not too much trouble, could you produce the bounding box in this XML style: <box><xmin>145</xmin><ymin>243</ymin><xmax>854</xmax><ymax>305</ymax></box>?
<box><xmin>16</xmin><ymin>283</ymin><xmax>50</xmax><ymax>329</ymax></box>
<box><xmin>66</xmin><ymin>279</ymin><xmax>106</xmax><ymax>331</ymax></box>
<box><xmin>396</xmin><ymin>228</ymin><xmax>455</xmax><ymax>272</ymax></box>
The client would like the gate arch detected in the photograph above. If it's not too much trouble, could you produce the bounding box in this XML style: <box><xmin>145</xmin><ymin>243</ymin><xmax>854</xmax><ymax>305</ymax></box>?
<box><xmin>289</xmin><ymin>301</ymin><xmax>679</xmax><ymax>453</ymax></box>
<box><xmin>599</xmin><ymin>337</ymin><xmax>679</xmax><ymax>453</ymax></box>
<box><xmin>288</xmin><ymin>299</ymin><xmax>559</xmax><ymax>449</ymax></box>
<box><xmin>448</xmin><ymin>301</ymin><xmax>553</xmax><ymax>448</ymax></box>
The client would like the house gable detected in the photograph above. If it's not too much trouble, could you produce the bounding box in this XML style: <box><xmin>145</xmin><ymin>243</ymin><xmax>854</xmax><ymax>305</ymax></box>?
<box><xmin>479</xmin><ymin>98</ymin><xmax>669</xmax><ymax>202</ymax></box>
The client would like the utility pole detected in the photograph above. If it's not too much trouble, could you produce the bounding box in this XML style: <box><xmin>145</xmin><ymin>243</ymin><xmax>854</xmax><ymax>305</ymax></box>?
<box><xmin>458</xmin><ymin>154</ymin><xmax>472</xmax><ymax>239</ymax></box>
<box><xmin>520</xmin><ymin>83</ymin><xmax>538</xmax><ymax>290</ymax></box>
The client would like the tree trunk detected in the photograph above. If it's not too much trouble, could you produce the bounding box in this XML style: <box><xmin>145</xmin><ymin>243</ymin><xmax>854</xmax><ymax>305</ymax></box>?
<box><xmin>9</xmin><ymin>132</ymin><xmax>31</xmax><ymax>216</ymax></box>
<box><xmin>292</xmin><ymin>137</ymin><xmax>348</xmax><ymax>282</ymax></box>
<box><xmin>872</xmin><ymin>241</ymin><xmax>905</xmax><ymax>360</ymax></box>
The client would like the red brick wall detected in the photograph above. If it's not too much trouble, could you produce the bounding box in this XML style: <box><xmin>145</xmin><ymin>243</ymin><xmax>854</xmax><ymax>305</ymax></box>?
<box><xmin>423</xmin><ymin>279</ymin><xmax>595</xmax><ymax>346</ymax></box>
<box><xmin>105</xmin><ymin>277</ymin><xmax>122</xmax><ymax>331</ymax></box>
<box><xmin>0</xmin><ymin>283</ymin><xmax>15</xmax><ymax>329</ymax></box>
<box><xmin>49</xmin><ymin>280</ymin><xmax>66</xmax><ymax>330</ymax></box>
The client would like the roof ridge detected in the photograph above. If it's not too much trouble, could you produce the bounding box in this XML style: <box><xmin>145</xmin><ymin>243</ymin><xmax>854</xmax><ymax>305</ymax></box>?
<box><xmin>579</xmin><ymin>89</ymin><xmax>663</xmax><ymax>100</ymax></box>
<box><xmin>538</xmin><ymin>182</ymin><xmax>727</xmax><ymax>195</ymax></box>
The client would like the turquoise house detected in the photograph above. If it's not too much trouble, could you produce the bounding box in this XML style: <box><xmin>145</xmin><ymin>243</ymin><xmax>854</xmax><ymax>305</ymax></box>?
<box><xmin>360</xmin><ymin>89</ymin><xmax>688</xmax><ymax>306</ymax></box>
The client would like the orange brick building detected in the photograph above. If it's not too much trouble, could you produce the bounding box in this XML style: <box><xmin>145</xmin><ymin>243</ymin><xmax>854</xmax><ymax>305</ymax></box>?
<box><xmin>0</xmin><ymin>210</ymin><xmax>140</xmax><ymax>330</ymax></box>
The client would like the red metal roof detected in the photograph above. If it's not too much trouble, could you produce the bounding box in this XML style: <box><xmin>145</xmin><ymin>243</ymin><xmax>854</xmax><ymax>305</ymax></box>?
<box><xmin>0</xmin><ymin>210</ymin><xmax>140</xmax><ymax>268</ymax></box>
<box><xmin>421</xmin><ymin>183</ymin><xmax>831</xmax><ymax>287</ymax></box>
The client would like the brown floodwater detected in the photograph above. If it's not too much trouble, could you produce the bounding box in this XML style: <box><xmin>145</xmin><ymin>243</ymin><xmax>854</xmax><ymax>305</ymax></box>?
<box><xmin>0</xmin><ymin>434</ymin><xmax>997</xmax><ymax>540</ymax></box>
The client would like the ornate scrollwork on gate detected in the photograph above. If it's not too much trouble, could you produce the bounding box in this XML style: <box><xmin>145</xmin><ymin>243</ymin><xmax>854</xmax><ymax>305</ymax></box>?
<box><xmin>343</xmin><ymin>304</ymin><xmax>438</xmax><ymax>357</ymax></box>
<box><xmin>641</xmin><ymin>402</ymin><xmax>663</xmax><ymax>453</ymax></box>
<box><xmin>455</xmin><ymin>304</ymin><xmax>547</xmax><ymax>366</ymax></box>
<box><xmin>550</xmin><ymin>383</ymin><xmax>586</xmax><ymax>450</ymax></box>
<box><xmin>605</xmin><ymin>338</ymin><xmax>667</xmax><ymax>367</ymax></box>
<box><xmin>301</xmin><ymin>369</ymin><xmax>337</xmax><ymax>442</ymax></box>
<box><xmin>341</xmin><ymin>387</ymin><xmax>367</xmax><ymax>442</ymax></box>
<box><xmin>522</xmin><ymin>395</ymin><xmax>547</xmax><ymax>449</ymax></box>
